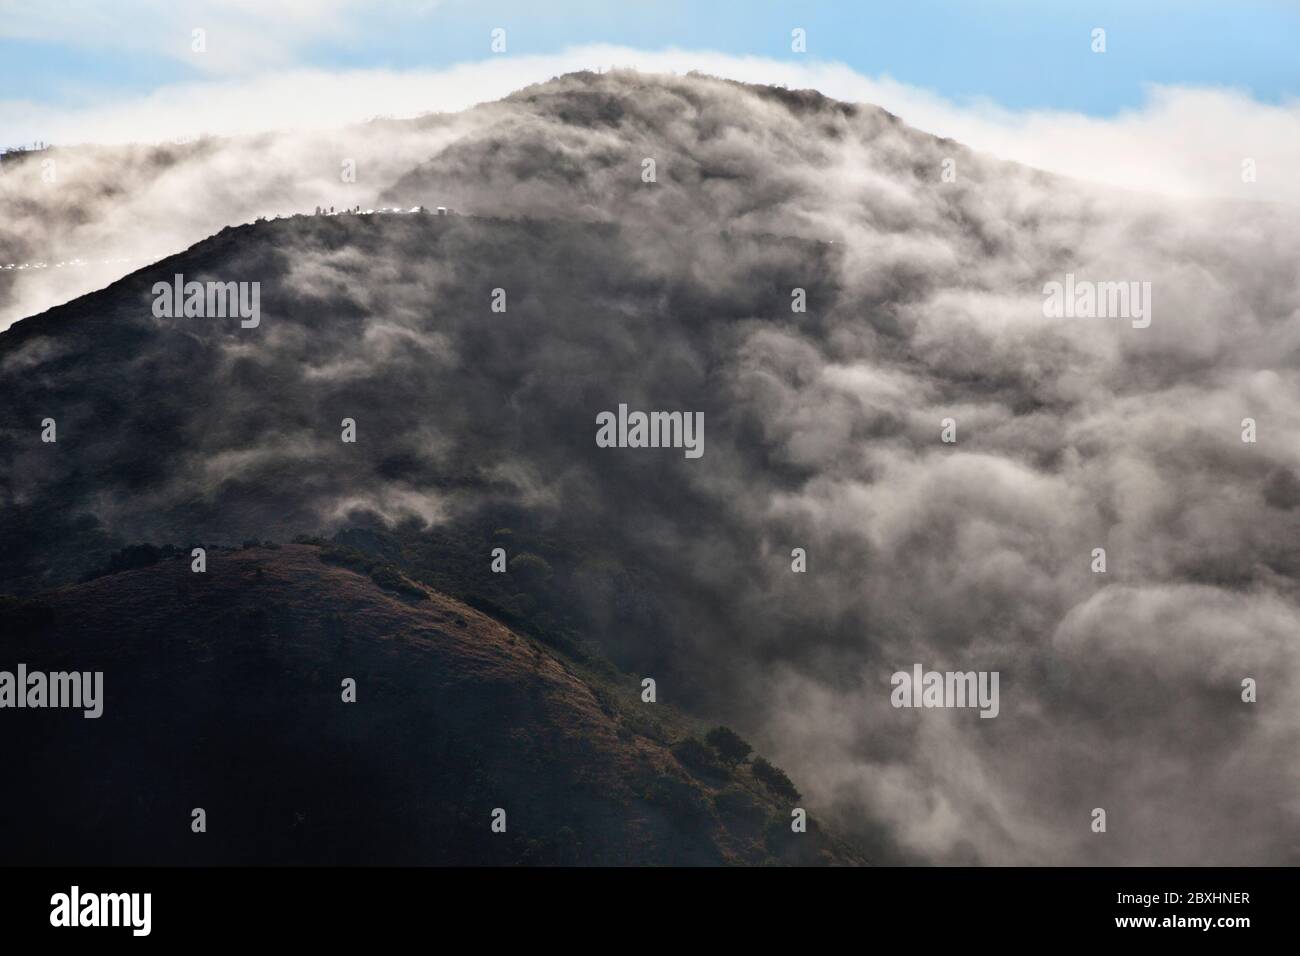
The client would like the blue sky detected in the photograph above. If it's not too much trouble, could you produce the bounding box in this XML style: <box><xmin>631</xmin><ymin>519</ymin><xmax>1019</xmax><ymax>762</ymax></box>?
<box><xmin>2</xmin><ymin>0</ymin><xmax>1297</xmax><ymax>118</ymax></box>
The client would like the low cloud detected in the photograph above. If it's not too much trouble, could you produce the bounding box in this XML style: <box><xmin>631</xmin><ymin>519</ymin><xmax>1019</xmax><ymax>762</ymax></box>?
<box><xmin>4</xmin><ymin>45</ymin><xmax>1297</xmax><ymax>206</ymax></box>
<box><xmin>2</xmin><ymin>67</ymin><xmax>1297</xmax><ymax>865</ymax></box>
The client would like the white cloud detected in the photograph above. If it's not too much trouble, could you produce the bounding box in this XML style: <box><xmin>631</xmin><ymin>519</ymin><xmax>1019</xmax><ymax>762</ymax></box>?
<box><xmin>3</xmin><ymin>45</ymin><xmax>1298</xmax><ymax>204</ymax></box>
<box><xmin>0</xmin><ymin>0</ymin><xmax>387</xmax><ymax>74</ymax></box>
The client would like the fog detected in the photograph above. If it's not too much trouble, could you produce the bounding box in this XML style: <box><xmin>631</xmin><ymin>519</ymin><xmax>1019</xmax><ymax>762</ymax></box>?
<box><xmin>2</xmin><ymin>70</ymin><xmax>1297</xmax><ymax>864</ymax></box>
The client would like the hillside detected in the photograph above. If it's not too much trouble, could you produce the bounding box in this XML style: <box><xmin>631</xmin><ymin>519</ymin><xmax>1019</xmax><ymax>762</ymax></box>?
<box><xmin>0</xmin><ymin>543</ymin><xmax>862</xmax><ymax>865</ymax></box>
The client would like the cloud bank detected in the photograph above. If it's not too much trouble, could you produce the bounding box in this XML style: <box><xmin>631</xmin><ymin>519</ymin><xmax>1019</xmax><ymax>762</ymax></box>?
<box><xmin>2</xmin><ymin>68</ymin><xmax>1298</xmax><ymax>865</ymax></box>
<box><xmin>4</xmin><ymin>44</ymin><xmax>1297</xmax><ymax>206</ymax></box>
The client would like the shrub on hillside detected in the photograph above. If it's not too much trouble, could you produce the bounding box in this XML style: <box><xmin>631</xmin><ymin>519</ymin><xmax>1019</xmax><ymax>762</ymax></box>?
<box><xmin>508</xmin><ymin>552</ymin><xmax>553</xmax><ymax>581</ymax></box>
<box><xmin>751</xmin><ymin>756</ymin><xmax>801</xmax><ymax>801</ymax></box>
<box><xmin>705</xmin><ymin>725</ymin><xmax>753</xmax><ymax>766</ymax></box>
<box><xmin>671</xmin><ymin>737</ymin><xmax>728</xmax><ymax>777</ymax></box>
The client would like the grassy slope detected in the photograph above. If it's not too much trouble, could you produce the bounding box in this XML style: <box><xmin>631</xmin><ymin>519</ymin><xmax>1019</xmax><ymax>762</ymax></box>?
<box><xmin>1</xmin><ymin>544</ymin><xmax>865</xmax><ymax>865</ymax></box>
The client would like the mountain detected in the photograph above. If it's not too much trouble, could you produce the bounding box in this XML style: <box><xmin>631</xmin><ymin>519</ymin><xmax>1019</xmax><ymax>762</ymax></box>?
<box><xmin>0</xmin><ymin>69</ymin><xmax>984</xmax><ymax>329</ymax></box>
<box><xmin>1</xmin><ymin>71</ymin><xmax>1298</xmax><ymax>865</ymax></box>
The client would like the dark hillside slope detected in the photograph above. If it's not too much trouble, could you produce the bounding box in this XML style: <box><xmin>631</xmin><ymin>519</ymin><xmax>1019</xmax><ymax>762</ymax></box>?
<box><xmin>0</xmin><ymin>544</ymin><xmax>862</xmax><ymax>865</ymax></box>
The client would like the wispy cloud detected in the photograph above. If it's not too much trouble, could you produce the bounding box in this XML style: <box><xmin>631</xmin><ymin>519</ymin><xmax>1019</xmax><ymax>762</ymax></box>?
<box><xmin>3</xmin><ymin>45</ymin><xmax>1297</xmax><ymax>206</ymax></box>
<box><xmin>0</xmin><ymin>0</ymin><xmax>397</xmax><ymax>74</ymax></box>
